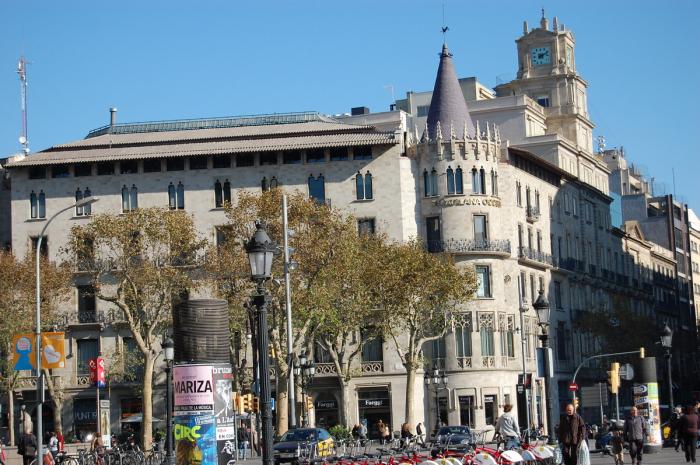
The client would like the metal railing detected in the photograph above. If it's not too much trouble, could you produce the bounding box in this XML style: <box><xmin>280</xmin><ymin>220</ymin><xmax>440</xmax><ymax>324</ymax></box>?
<box><xmin>526</xmin><ymin>206</ymin><xmax>540</xmax><ymax>222</ymax></box>
<box><xmin>518</xmin><ymin>246</ymin><xmax>553</xmax><ymax>265</ymax></box>
<box><xmin>426</xmin><ymin>239</ymin><xmax>511</xmax><ymax>254</ymax></box>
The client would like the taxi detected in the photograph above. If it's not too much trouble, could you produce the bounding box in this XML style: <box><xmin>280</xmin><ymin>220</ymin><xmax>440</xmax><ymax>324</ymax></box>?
<box><xmin>273</xmin><ymin>427</ymin><xmax>334</xmax><ymax>464</ymax></box>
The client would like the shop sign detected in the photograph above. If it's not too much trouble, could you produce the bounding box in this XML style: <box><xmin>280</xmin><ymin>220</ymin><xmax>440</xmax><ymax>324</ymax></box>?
<box><xmin>316</xmin><ymin>400</ymin><xmax>337</xmax><ymax>410</ymax></box>
<box><xmin>74</xmin><ymin>400</ymin><xmax>97</xmax><ymax>424</ymax></box>
<box><xmin>359</xmin><ymin>398</ymin><xmax>388</xmax><ymax>408</ymax></box>
<box><xmin>432</xmin><ymin>197</ymin><xmax>502</xmax><ymax>208</ymax></box>
<box><xmin>174</xmin><ymin>365</ymin><xmax>214</xmax><ymax>415</ymax></box>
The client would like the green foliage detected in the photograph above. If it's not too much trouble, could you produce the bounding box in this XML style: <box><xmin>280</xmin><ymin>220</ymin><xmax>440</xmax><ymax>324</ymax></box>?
<box><xmin>328</xmin><ymin>425</ymin><xmax>352</xmax><ymax>441</ymax></box>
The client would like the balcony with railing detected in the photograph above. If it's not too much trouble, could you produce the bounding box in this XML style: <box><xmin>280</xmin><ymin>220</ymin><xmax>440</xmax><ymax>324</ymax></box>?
<box><xmin>556</xmin><ymin>257</ymin><xmax>585</xmax><ymax>272</ymax></box>
<box><xmin>518</xmin><ymin>246</ymin><xmax>553</xmax><ymax>266</ymax></box>
<box><xmin>360</xmin><ymin>361</ymin><xmax>384</xmax><ymax>373</ymax></box>
<box><xmin>426</xmin><ymin>239</ymin><xmax>511</xmax><ymax>255</ymax></box>
<box><xmin>526</xmin><ymin>206</ymin><xmax>540</xmax><ymax>223</ymax></box>
<box><xmin>314</xmin><ymin>363</ymin><xmax>338</xmax><ymax>375</ymax></box>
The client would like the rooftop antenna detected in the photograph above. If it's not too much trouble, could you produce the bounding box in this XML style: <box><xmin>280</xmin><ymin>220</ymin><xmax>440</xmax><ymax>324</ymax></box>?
<box><xmin>441</xmin><ymin>2</ymin><xmax>449</xmax><ymax>44</ymax></box>
<box><xmin>17</xmin><ymin>56</ymin><xmax>30</xmax><ymax>154</ymax></box>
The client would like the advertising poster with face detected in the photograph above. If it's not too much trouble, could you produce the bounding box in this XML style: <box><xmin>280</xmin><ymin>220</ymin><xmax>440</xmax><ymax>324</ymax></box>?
<box><xmin>175</xmin><ymin>414</ymin><xmax>217</xmax><ymax>465</ymax></box>
<box><xmin>633</xmin><ymin>382</ymin><xmax>662</xmax><ymax>446</ymax></box>
<box><xmin>212</xmin><ymin>363</ymin><xmax>235</xmax><ymax>465</ymax></box>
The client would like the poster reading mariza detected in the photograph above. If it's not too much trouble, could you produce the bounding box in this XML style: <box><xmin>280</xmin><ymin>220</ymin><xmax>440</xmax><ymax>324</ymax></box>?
<box><xmin>174</xmin><ymin>365</ymin><xmax>214</xmax><ymax>416</ymax></box>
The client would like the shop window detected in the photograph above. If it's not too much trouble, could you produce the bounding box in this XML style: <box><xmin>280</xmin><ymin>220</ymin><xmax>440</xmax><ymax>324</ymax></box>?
<box><xmin>484</xmin><ymin>394</ymin><xmax>498</xmax><ymax>425</ymax></box>
<box><xmin>459</xmin><ymin>396</ymin><xmax>476</xmax><ymax>428</ymax></box>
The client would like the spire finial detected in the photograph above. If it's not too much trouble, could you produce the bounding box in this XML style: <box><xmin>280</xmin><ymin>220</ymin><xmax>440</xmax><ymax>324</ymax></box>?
<box><xmin>540</xmin><ymin>8</ymin><xmax>549</xmax><ymax>30</ymax></box>
<box><xmin>441</xmin><ymin>2</ymin><xmax>449</xmax><ymax>45</ymax></box>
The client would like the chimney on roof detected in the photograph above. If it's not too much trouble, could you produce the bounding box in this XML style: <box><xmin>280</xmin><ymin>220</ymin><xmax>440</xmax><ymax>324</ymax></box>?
<box><xmin>110</xmin><ymin>107</ymin><xmax>118</xmax><ymax>127</ymax></box>
<box><xmin>351</xmin><ymin>106</ymin><xmax>370</xmax><ymax>116</ymax></box>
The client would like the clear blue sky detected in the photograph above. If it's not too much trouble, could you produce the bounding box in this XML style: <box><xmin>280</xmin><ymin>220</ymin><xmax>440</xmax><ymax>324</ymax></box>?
<box><xmin>1</xmin><ymin>1</ymin><xmax>699</xmax><ymax>207</ymax></box>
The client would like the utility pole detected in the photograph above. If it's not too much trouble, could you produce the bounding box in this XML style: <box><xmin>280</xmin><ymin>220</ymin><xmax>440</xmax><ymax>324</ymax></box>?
<box><xmin>518</xmin><ymin>275</ymin><xmax>531</xmax><ymax>440</ymax></box>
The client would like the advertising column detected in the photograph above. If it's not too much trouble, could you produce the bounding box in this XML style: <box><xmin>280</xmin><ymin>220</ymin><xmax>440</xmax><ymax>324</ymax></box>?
<box><xmin>212</xmin><ymin>364</ymin><xmax>236</xmax><ymax>465</ymax></box>
<box><xmin>633</xmin><ymin>357</ymin><xmax>662</xmax><ymax>452</ymax></box>
<box><xmin>174</xmin><ymin>365</ymin><xmax>217</xmax><ymax>465</ymax></box>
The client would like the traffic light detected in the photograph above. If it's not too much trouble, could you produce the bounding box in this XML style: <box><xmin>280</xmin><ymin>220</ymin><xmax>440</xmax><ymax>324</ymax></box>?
<box><xmin>640</xmin><ymin>347</ymin><xmax>645</xmax><ymax>359</ymax></box>
<box><xmin>252</xmin><ymin>396</ymin><xmax>260</xmax><ymax>413</ymax></box>
<box><xmin>573</xmin><ymin>397</ymin><xmax>579</xmax><ymax>410</ymax></box>
<box><xmin>607</xmin><ymin>362</ymin><xmax>620</xmax><ymax>394</ymax></box>
<box><xmin>242</xmin><ymin>393</ymin><xmax>253</xmax><ymax>412</ymax></box>
<box><xmin>306</xmin><ymin>396</ymin><xmax>314</xmax><ymax>411</ymax></box>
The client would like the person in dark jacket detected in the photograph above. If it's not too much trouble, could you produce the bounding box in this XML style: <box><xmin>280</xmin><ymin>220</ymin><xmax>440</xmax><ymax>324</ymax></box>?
<box><xmin>557</xmin><ymin>403</ymin><xmax>586</xmax><ymax>465</ymax></box>
<box><xmin>17</xmin><ymin>429</ymin><xmax>38</xmax><ymax>465</ymax></box>
<box><xmin>623</xmin><ymin>407</ymin><xmax>647</xmax><ymax>465</ymax></box>
<box><xmin>679</xmin><ymin>404</ymin><xmax>699</xmax><ymax>463</ymax></box>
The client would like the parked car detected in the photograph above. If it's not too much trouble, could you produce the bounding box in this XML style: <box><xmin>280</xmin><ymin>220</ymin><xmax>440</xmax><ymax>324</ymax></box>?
<box><xmin>431</xmin><ymin>425</ymin><xmax>474</xmax><ymax>457</ymax></box>
<box><xmin>273</xmin><ymin>428</ymin><xmax>334</xmax><ymax>465</ymax></box>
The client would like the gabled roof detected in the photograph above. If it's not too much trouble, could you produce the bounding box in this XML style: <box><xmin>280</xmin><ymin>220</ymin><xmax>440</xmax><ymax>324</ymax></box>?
<box><xmin>426</xmin><ymin>44</ymin><xmax>475</xmax><ymax>140</ymax></box>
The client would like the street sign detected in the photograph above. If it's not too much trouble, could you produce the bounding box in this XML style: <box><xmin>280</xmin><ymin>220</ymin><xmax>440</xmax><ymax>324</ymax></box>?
<box><xmin>12</xmin><ymin>332</ymin><xmax>66</xmax><ymax>370</ymax></box>
<box><xmin>620</xmin><ymin>363</ymin><xmax>634</xmax><ymax>381</ymax></box>
<box><xmin>569</xmin><ymin>382</ymin><xmax>579</xmax><ymax>391</ymax></box>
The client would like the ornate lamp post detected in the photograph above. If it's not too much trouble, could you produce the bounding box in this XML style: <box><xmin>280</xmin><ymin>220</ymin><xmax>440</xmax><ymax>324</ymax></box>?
<box><xmin>533</xmin><ymin>290</ymin><xmax>555</xmax><ymax>445</ymax></box>
<box><xmin>294</xmin><ymin>351</ymin><xmax>316</xmax><ymax>427</ymax></box>
<box><xmin>424</xmin><ymin>364</ymin><xmax>449</xmax><ymax>432</ymax></box>
<box><xmin>163</xmin><ymin>337</ymin><xmax>175</xmax><ymax>465</ymax></box>
<box><xmin>660</xmin><ymin>324</ymin><xmax>674</xmax><ymax>415</ymax></box>
<box><xmin>35</xmin><ymin>196</ymin><xmax>98</xmax><ymax>456</ymax></box>
<box><xmin>245</xmin><ymin>222</ymin><xmax>277</xmax><ymax>465</ymax></box>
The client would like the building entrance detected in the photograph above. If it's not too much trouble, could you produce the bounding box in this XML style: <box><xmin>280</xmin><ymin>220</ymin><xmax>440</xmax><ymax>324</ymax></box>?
<box><xmin>357</xmin><ymin>388</ymin><xmax>391</xmax><ymax>439</ymax></box>
<box><xmin>315</xmin><ymin>393</ymin><xmax>339</xmax><ymax>429</ymax></box>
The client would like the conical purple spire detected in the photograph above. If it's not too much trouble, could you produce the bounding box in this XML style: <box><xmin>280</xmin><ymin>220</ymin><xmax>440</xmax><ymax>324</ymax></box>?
<box><xmin>426</xmin><ymin>43</ymin><xmax>475</xmax><ymax>140</ymax></box>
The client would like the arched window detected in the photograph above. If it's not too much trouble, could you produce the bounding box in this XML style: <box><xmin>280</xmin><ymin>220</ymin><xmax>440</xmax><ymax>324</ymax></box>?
<box><xmin>214</xmin><ymin>180</ymin><xmax>223</xmax><ymax>208</ymax></box>
<box><xmin>364</xmin><ymin>171</ymin><xmax>373</xmax><ymax>200</ymax></box>
<box><xmin>223</xmin><ymin>180</ymin><xmax>231</xmax><ymax>203</ymax></box>
<box><xmin>356</xmin><ymin>172</ymin><xmax>364</xmax><ymax>200</ymax></box>
<box><xmin>38</xmin><ymin>191</ymin><xmax>46</xmax><ymax>218</ymax></box>
<box><xmin>168</xmin><ymin>183</ymin><xmax>176</xmax><ymax>210</ymax></box>
<box><xmin>129</xmin><ymin>185</ymin><xmax>138</xmax><ymax>210</ymax></box>
<box><xmin>479</xmin><ymin>168</ymin><xmax>486</xmax><ymax>194</ymax></box>
<box><xmin>423</xmin><ymin>170</ymin><xmax>430</xmax><ymax>197</ymax></box>
<box><xmin>84</xmin><ymin>187</ymin><xmax>92</xmax><ymax>215</ymax></box>
<box><xmin>471</xmin><ymin>168</ymin><xmax>479</xmax><ymax>194</ymax></box>
<box><xmin>122</xmin><ymin>185</ymin><xmax>130</xmax><ymax>212</ymax></box>
<box><xmin>455</xmin><ymin>167</ymin><xmax>464</xmax><ymax>195</ymax></box>
<box><xmin>30</xmin><ymin>191</ymin><xmax>38</xmax><ymax>219</ymax></box>
<box><xmin>261</xmin><ymin>177</ymin><xmax>269</xmax><ymax>192</ymax></box>
<box><xmin>446</xmin><ymin>167</ymin><xmax>455</xmax><ymax>195</ymax></box>
<box><xmin>176</xmin><ymin>182</ymin><xmax>184</xmax><ymax>209</ymax></box>
<box><xmin>491</xmin><ymin>170</ymin><xmax>498</xmax><ymax>196</ymax></box>
<box><xmin>75</xmin><ymin>188</ymin><xmax>84</xmax><ymax>216</ymax></box>
<box><xmin>430</xmin><ymin>169</ymin><xmax>438</xmax><ymax>196</ymax></box>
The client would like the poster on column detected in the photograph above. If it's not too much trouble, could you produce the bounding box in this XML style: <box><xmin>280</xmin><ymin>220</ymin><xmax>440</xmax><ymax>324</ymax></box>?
<box><xmin>175</xmin><ymin>414</ymin><xmax>217</xmax><ymax>465</ymax></box>
<box><xmin>633</xmin><ymin>382</ymin><xmax>662</xmax><ymax>446</ymax></box>
<box><xmin>174</xmin><ymin>365</ymin><xmax>214</xmax><ymax>415</ymax></box>
<box><xmin>212</xmin><ymin>364</ymin><xmax>235</xmax><ymax>465</ymax></box>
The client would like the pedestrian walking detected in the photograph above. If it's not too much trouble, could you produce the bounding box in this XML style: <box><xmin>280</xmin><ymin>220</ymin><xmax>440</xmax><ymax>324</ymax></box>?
<box><xmin>416</xmin><ymin>423</ymin><xmax>426</xmax><ymax>447</ymax></box>
<box><xmin>237</xmin><ymin>427</ymin><xmax>250</xmax><ymax>460</ymax></box>
<box><xmin>17</xmin><ymin>428</ymin><xmax>38</xmax><ymax>465</ymax></box>
<box><xmin>610</xmin><ymin>429</ymin><xmax>624</xmax><ymax>465</ymax></box>
<box><xmin>623</xmin><ymin>407</ymin><xmax>647</xmax><ymax>465</ymax></box>
<box><xmin>48</xmin><ymin>432</ymin><xmax>59</xmax><ymax>461</ymax></box>
<box><xmin>557</xmin><ymin>403</ymin><xmax>586</xmax><ymax>465</ymax></box>
<box><xmin>671</xmin><ymin>407</ymin><xmax>683</xmax><ymax>452</ymax></box>
<box><xmin>495</xmin><ymin>404</ymin><xmax>520</xmax><ymax>450</ymax></box>
<box><xmin>679</xmin><ymin>404</ymin><xmax>699</xmax><ymax>463</ymax></box>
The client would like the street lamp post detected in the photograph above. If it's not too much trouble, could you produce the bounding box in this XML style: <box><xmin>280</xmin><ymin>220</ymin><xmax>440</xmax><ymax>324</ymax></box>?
<box><xmin>423</xmin><ymin>364</ymin><xmax>449</xmax><ymax>432</ymax></box>
<box><xmin>163</xmin><ymin>337</ymin><xmax>175</xmax><ymax>465</ymax></box>
<box><xmin>660</xmin><ymin>324</ymin><xmax>674</xmax><ymax>416</ymax></box>
<box><xmin>533</xmin><ymin>290</ymin><xmax>555</xmax><ymax>445</ymax></box>
<box><xmin>245</xmin><ymin>222</ymin><xmax>277</xmax><ymax>465</ymax></box>
<box><xmin>294</xmin><ymin>351</ymin><xmax>316</xmax><ymax>427</ymax></box>
<box><xmin>35</xmin><ymin>196</ymin><xmax>98</xmax><ymax>456</ymax></box>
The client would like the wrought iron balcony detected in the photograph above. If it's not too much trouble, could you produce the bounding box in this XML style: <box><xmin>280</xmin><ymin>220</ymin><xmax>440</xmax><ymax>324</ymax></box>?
<box><xmin>426</xmin><ymin>239</ymin><xmax>511</xmax><ymax>255</ymax></box>
<box><xmin>518</xmin><ymin>246</ymin><xmax>553</xmax><ymax>266</ymax></box>
<box><xmin>360</xmin><ymin>361</ymin><xmax>384</xmax><ymax>373</ymax></box>
<box><xmin>557</xmin><ymin>257</ymin><xmax>585</xmax><ymax>272</ymax></box>
<box><xmin>526</xmin><ymin>206</ymin><xmax>540</xmax><ymax>223</ymax></box>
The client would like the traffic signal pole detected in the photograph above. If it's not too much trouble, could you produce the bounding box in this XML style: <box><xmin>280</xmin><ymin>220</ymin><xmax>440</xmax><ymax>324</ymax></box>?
<box><xmin>570</xmin><ymin>349</ymin><xmax>644</xmax><ymax>403</ymax></box>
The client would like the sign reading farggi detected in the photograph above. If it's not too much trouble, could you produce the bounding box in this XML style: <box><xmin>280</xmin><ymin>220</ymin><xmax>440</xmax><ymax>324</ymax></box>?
<box><xmin>432</xmin><ymin>197</ymin><xmax>502</xmax><ymax>208</ymax></box>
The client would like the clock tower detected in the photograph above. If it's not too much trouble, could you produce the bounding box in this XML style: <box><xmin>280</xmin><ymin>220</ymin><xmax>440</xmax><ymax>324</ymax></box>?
<box><xmin>495</xmin><ymin>12</ymin><xmax>594</xmax><ymax>156</ymax></box>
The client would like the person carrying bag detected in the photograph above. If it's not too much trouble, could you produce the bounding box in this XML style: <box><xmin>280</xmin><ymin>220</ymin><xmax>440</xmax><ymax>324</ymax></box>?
<box><xmin>18</xmin><ymin>430</ymin><xmax>38</xmax><ymax>465</ymax></box>
<box><xmin>576</xmin><ymin>439</ymin><xmax>590</xmax><ymax>465</ymax></box>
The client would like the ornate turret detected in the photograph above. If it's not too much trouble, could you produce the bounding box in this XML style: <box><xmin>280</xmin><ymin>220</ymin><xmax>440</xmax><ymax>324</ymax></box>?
<box><xmin>426</xmin><ymin>44</ymin><xmax>475</xmax><ymax>141</ymax></box>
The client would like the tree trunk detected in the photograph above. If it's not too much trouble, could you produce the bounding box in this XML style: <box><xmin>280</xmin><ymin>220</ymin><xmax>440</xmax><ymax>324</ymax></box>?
<box><xmin>141</xmin><ymin>353</ymin><xmax>156</xmax><ymax>449</ymax></box>
<box><xmin>276</xmin><ymin>370</ymin><xmax>289</xmax><ymax>436</ymax></box>
<box><xmin>339</xmin><ymin>379</ymin><xmax>351</xmax><ymax>427</ymax></box>
<box><xmin>8</xmin><ymin>390</ymin><xmax>15</xmax><ymax>446</ymax></box>
<box><xmin>404</xmin><ymin>361</ymin><xmax>417</xmax><ymax>428</ymax></box>
<box><xmin>43</xmin><ymin>369</ymin><xmax>64</xmax><ymax>435</ymax></box>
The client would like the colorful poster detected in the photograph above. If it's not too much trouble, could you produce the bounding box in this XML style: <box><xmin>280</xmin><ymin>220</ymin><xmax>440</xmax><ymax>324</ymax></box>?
<box><xmin>212</xmin><ymin>363</ymin><xmax>236</xmax><ymax>465</ymax></box>
<box><xmin>12</xmin><ymin>332</ymin><xmax>66</xmax><ymax>370</ymax></box>
<box><xmin>174</xmin><ymin>365</ymin><xmax>214</xmax><ymax>415</ymax></box>
<box><xmin>89</xmin><ymin>357</ymin><xmax>106</xmax><ymax>388</ymax></box>
<box><xmin>633</xmin><ymin>382</ymin><xmax>662</xmax><ymax>446</ymax></box>
<box><xmin>175</xmin><ymin>414</ymin><xmax>217</xmax><ymax>465</ymax></box>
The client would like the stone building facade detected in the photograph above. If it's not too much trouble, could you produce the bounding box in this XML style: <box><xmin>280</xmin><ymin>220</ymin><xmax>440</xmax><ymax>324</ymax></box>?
<box><xmin>2</xmin><ymin>13</ymin><xmax>698</xmax><ymax>443</ymax></box>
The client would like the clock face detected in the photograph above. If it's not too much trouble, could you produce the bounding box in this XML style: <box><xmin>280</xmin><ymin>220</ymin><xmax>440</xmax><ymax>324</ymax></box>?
<box><xmin>531</xmin><ymin>46</ymin><xmax>551</xmax><ymax>65</ymax></box>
